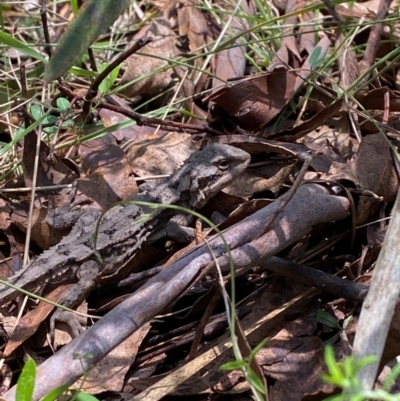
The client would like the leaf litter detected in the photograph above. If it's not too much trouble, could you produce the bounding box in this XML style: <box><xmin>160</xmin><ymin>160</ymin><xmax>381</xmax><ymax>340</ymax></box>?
<box><xmin>0</xmin><ymin>0</ymin><xmax>400</xmax><ymax>399</ymax></box>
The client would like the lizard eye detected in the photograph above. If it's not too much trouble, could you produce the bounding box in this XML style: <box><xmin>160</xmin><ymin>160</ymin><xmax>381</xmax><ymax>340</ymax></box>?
<box><xmin>217</xmin><ymin>160</ymin><xmax>230</xmax><ymax>171</ymax></box>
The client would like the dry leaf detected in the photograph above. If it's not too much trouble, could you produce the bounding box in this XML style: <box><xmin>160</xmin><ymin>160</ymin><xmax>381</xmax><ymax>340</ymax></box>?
<box><xmin>72</xmin><ymin>323</ymin><xmax>151</xmax><ymax>393</ymax></box>
<box><xmin>4</xmin><ymin>285</ymin><xmax>71</xmax><ymax>356</ymax></box>
<box><xmin>79</xmin><ymin>135</ymin><xmax>138</xmax><ymax>205</ymax></box>
<box><xmin>119</xmin><ymin>19</ymin><xmax>180</xmax><ymax>99</ymax></box>
<box><xmin>207</xmin><ymin>69</ymin><xmax>297</xmax><ymax>131</ymax></box>
<box><xmin>326</xmin><ymin>134</ymin><xmax>398</xmax><ymax>224</ymax></box>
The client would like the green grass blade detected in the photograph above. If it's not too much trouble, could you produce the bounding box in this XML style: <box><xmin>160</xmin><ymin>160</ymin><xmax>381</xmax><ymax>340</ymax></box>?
<box><xmin>73</xmin><ymin>391</ymin><xmax>100</xmax><ymax>401</ymax></box>
<box><xmin>69</xmin><ymin>0</ymin><xmax>79</xmax><ymax>15</ymax></box>
<box><xmin>40</xmin><ymin>384</ymin><xmax>69</xmax><ymax>401</ymax></box>
<box><xmin>16</xmin><ymin>359</ymin><xmax>36</xmax><ymax>401</ymax></box>
<box><xmin>44</xmin><ymin>0</ymin><xmax>131</xmax><ymax>83</ymax></box>
<box><xmin>0</xmin><ymin>30</ymin><xmax>46</xmax><ymax>62</ymax></box>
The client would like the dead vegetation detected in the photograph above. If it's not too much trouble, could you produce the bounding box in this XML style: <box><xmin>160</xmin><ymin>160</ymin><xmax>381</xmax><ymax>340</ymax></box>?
<box><xmin>1</xmin><ymin>0</ymin><xmax>400</xmax><ymax>400</ymax></box>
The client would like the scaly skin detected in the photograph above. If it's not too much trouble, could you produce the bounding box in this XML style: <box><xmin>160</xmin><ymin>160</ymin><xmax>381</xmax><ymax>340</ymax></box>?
<box><xmin>0</xmin><ymin>144</ymin><xmax>250</xmax><ymax>308</ymax></box>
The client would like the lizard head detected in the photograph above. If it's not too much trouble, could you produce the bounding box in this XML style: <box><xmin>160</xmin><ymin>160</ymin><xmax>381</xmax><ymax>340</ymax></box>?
<box><xmin>175</xmin><ymin>143</ymin><xmax>251</xmax><ymax>209</ymax></box>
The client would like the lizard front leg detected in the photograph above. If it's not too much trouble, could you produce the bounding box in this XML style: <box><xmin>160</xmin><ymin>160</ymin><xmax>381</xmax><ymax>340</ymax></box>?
<box><xmin>46</xmin><ymin>182</ymin><xmax>92</xmax><ymax>230</ymax></box>
<box><xmin>49</xmin><ymin>259</ymin><xmax>100</xmax><ymax>338</ymax></box>
<box><xmin>165</xmin><ymin>213</ymin><xmax>197</xmax><ymax>243</ymax></box>
<box><xmin>147</xmin><ymin>212</ymin><xmax>196</xmax><ymax>244</ymax></box>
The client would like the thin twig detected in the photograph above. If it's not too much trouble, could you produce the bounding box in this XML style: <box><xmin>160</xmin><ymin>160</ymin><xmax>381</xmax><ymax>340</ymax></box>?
<box><xmin>82</xmin><ymin>37</ymin><xmax>153</xmax><ymax>116</ymax></box>
<box><xmin>40</xmin><ymin>0</ymin><xmax>52</xmax><ymax>58</ymax></box>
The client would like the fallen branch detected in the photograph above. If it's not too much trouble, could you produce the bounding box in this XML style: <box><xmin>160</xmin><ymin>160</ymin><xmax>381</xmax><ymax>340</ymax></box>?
<box><xmin>3</xmin><ymin>183</ymin><xmax>350</xmax><ymax>400</ymax></box>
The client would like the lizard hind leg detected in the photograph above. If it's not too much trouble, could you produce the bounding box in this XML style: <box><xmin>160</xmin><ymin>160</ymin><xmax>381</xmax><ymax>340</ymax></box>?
<box><xmin>49</xmin><ymin>260</ymin><xmax>100</xmax><ymax>339</ymax></box>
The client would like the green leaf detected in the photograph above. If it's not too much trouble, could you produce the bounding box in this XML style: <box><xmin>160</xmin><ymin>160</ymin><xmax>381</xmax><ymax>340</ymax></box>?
<box><xmin>0</xmin><ymin>109</ymin><xmax>52</xmax><ymax>156</ymax></box>
<box><xmin>324</xmin><ymin>332</ymin><xmax>340</xmax><ymax>346</ymax></box>
<box><xmin>324</xmin><ymin>346</ymin><xmax>343</xmax><ymax>381</ymax></box>
<box><xmin>248</xmin><ymin>337</ymin><xmax>269</xmax><ymax>363</ymax></box>
<box><xmin>73</xmin><ymin>391</ymin><xmax>100</xmax><ymax>401</ymax></box>
<box><xmin>309</xmin><ymin>46</ymin><xmax>325</xmax><ymax>69</ymax></box>
<box><xmin>246</xmin><ymin>368</ymin><xmax>266</xmax><ymax>394</ymax></box>
<box><xmin>43</xmin><ymin>115</ymin><xmax>58</xmax><ymax>134</ymax></box>
<box><xmin>316</xmin><ymin>309</ymin><xmax>341</xmax><ymax>329</ymax></box>
<box><xmin>41</xmin><ymin>384</ymin><xmax>69</xmax><ymax>401</ymax></box>
<box><xmin>57</xmin><ymin>97</ymin><xmax>71</xmax><ymax>113</ymax></box>
<box><xmin>353</xmin><ymin>355</ymin><xmax>378</xmax><ymax>372</ymax></box>
<box><xmin>0</xmin><ymin>30</ymin><xmax>46</xmax><ymax>62</ymax></box>
<box><xmin>343</xmin><ymin>355</ymin><xmax>356</xmax><ymax>378</ymax></box>
<box><xmin>69</xmin><ymin>0</ymin><xmax>79</xmax><ymax>15</ymax></box>
<box><xmin>383</xmin><ymin>362</ymin><xmax>400</xmax><ymax>391</ymax></box>
<box><xmin>219</xmin><ymin>360</ymin><xmax>246</xmax><ymax>371</ymax></box>
<box><xmin>30</xmin><ymin>104</ymin><xmax>43</xmax><ymax>121</ymax></box>
<box><xmin>44</xmin><ymin>0</ymin><xmax>131</xmax><ymax>83</ymax></box>
<box><xmin>321</xmin><ymin>373</ymin><xmax>345</xmax><ymax>388</ymax></box>
<box><xmin>98</xmin><ymin>62</ymin><xmax>121</xmax><ymax>94</ymax></box>
<box><xmin>69</xmin><ymin>66</ymin><xmax>99</xmax><ymax>78</ymax></box>
<box><xmin>30</xmin><ymin>104</ymin><xmax>57</xmax><ymax>134</ymax></box>
<box><xmin>342</xmin><ymin>314</ymin><xmax>353</xmax><ymax>330</ymax></box>
<box><xmin>16</xmin><ymin>359</ymin><xmax>36</xmax><ymax>401</ymax></box>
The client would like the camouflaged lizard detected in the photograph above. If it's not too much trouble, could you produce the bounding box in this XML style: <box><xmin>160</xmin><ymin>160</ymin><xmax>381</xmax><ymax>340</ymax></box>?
<box><xmin>0</xmin><ymin>144</ymin><xmax>250</xmax><ymax>327</ymax></box>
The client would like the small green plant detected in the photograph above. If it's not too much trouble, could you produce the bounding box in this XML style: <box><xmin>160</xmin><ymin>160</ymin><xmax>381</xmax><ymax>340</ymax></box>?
<box><xmin>219</xmin><ymin>338</ymin><xmax>270</xmax><ymax>398</ymax></box>
<box><xmin>98</xmin><ymin>62</ymin><xmax>120</xmax><ymax>95</ymax></box>
<box><xmin>15</xmin><ymin>358</ymin><xmax>99</xmax><ymax>401</ymax></box>
<box><xmin>16</xmin><ymin>359</ymin><xmax>36</xmax><ymax>401</ymax></box>
<box><xmin>16</xmin><ymin>359</ymin><xmax>68</xmax><ymax>401</ymax></box>
<box><xmin>322</xmin><ymin>346</ymin><xmax>400</xmax><ymax>401</ymax></box>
